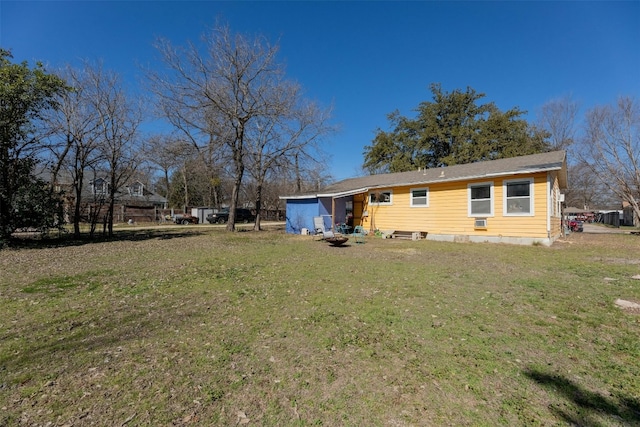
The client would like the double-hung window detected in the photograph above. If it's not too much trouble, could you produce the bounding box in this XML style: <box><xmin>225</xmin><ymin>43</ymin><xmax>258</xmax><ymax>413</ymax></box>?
<box><xmin>129</xmin><ymin>182</ymin><xmax>144</xmax><ymax>196</ymax></box>
<box><xmin>92</xmin><ymin>178</ymin><xmax>108</xmax><ymax>196</ymax></box>
<box><xmin>504</xmin><ymin>179</ymin><xmax>534</xmax><ymax>216</ymax></box>
<box><xmin>468</xmin><ymin>182</ymin><xmax>493</xmax><ymax>217</ymax></box>
<box><xmin>410</xmin><ymin>188</ymin><xmax>429</xmax><ymax>207</ymax></box>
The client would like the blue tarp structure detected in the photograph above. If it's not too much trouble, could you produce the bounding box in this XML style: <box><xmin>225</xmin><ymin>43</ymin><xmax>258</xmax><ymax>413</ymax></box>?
<box><xmin>285</xmin><ymin>197</ymin><xmax>335</xmax><ymax>234</ymax></box>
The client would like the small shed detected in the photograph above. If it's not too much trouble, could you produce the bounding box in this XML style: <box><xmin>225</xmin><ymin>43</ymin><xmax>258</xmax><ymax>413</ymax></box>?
<box><xmin>283</xmin><ymin>197</ymin><xmax>332</xmax><ymax>234</ymax></box>
<box><xmin>191</xmin><ymin>207</ymin><xmax>214</xmax><ymax>224</ymax></box>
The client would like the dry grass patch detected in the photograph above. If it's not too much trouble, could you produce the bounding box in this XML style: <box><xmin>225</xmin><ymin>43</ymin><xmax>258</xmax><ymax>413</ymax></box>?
<box><xmin>1</xmin><ymin>229</ymin><xmax>639</xmax><ymax>426</ymax></box>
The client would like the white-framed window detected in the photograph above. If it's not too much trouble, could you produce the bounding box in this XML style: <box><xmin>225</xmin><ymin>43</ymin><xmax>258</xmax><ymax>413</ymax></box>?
<box><xmin>410</xmin><ymin>188</ymin><xmax>429</xmax><ymax>207</ymax></box>
<box><xmin>503</xmin><ymin>178</ymin><xmax>534</xmax><ymax>216</ymax></box>
<box><xmin>129</xmin><ymin>182</ymin><xmax>144</xmax><ymax>196</ymax></box>
<box><xmin>92</xmin><ymin>178</ymin><xmax>108</xmax><ymax>195</ymax></box>
<box><xmin>369</xmin><ymin>190</ymin><xmax>392</xmax><ymax>205</ymax></box>
<box><xmin>468</xmin><ymin>182</ymin><xmax>494</xmax><ymax>217</ymax></box>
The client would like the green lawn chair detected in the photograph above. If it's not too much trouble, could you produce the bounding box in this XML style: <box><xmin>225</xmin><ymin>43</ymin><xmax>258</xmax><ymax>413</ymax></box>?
<box><xmin>352</xmin><ymin>225</ymin><xmax>365</xmax><ymax>244</ymax></box>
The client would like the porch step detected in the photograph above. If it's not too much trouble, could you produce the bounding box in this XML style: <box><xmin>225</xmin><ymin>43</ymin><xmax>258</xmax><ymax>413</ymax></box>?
<box><xmin>391</xmin><ymin>231</ymin><xmax>427</xmax><ymax>240</ymax></box>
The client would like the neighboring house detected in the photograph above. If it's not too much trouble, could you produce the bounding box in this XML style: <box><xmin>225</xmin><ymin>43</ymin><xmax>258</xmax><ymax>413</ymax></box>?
<box><xmin>44</xmin><ymin>169</ymin><xmax>168</xmax><ymax>223</ymax></box>
<box><xmin>86</xmin><ymin>178</ymin><xmax>168</xmax><ymax>222</ymax></box>
<box><xmin>281</xmin><ymin>151</ymin><xmax>568</xmax><ymax>246</ymax></box>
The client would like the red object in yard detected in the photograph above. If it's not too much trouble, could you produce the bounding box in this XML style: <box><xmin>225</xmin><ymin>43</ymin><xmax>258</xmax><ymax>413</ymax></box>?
<box><xmin>568</xmin><ymin>220</ymin><xmax>583</xmax><ymax>232</ymax></box>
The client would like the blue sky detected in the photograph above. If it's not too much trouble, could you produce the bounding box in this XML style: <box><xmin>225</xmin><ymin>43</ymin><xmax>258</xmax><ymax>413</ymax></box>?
<box><xmin>2</xmin><ymin>1</ymin><xmax>639</xmax><ymax>180</ymax></box>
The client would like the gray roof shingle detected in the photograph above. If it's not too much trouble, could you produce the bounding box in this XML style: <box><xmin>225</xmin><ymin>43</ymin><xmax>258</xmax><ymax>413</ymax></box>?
<box><xmin>283</xmin><ymin>151</ymin><xmax>567</xmax><ymax>199</ymax></box>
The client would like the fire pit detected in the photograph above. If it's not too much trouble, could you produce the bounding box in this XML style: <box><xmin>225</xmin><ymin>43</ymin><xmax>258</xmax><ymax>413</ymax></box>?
<box><xmin>325</xmin><ymin>236</ymin><xmax>349</xmax><ymax>246</ymax></box>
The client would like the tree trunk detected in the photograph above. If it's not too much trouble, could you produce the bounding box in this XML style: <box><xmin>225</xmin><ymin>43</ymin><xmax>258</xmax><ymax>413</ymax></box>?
<box><xmin>107</xmin><ymin>174</ymin><xmax>117</xmax><ymax>237</ymax></box>
<box><xmin>73</xmin><ymin>177</ymin><xmax>83</xmax><ymax>238</ymax></box>
<box><xmin>182</xmin><ymin>166</ymin><xmax>189</xmax><ymax>208</ymax></box>
<box><xmin>227</xmin><ymin>170</ymin><xmax>243</xmax><ymax>232</ymax></box>
<box><xmin>626</xmin><ymin>196</ymin><xmax>640</xmax><ymax>228</ymax></box>
<box><xmin>163</xmin><ymin>169</ymin><xmax>171</xmax><ymax>207</ymax></box>
<box><xmin>0</xmin><ymin>148</ymin><xmax>11</xmax><ymax>245</ymax></box>
<box><xmin>295</xmin><ymin>153</ymin><xmax>302</xmax><ymax>192</ymax></box>
<box><xmin>227</xmin><ymin>149</ymin><xmax>245</xmax><ymax>232</ymax></box>
<box><xmin>253</xmin><ymin>182</ymin><xmax>263</xmax><ymax>232</ymax></box>
<box><xmin>0</xmin><ymin>171</ymin><xmax>11</xmax><ymax>243</ymax></box>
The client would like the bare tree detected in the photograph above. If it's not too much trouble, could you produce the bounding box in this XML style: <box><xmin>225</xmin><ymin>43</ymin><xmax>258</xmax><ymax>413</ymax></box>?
<box><xmin>245</xmin><ymin>96</ymin><xmax>333</xmax><ymax>230</ymax></box>
<box><xmin>149</xmin><ymin>24</ymin><xmax>325</xmax><ymax>231</ymax></box>
<box><xmin>578</xmin><ymin>96</ymin><xmax>640</xmax><ymax>224</ymax></box>
<box><xmin>45</xmin><ymin>62</ymin><xmax>143</xmax><ymax>237</ymax></box>
<box><xmin>45</xmin><ymin>64</ymin><xmax>104</xmax><ymax>237</ymax></box>
<box><xmin>563</xmin><ymin>161</ymin><xmax>600</xmax><ymax>209</ymax></box>
<box><xmin>88</xmin><ymin>64</ymin><xmax>144</xmax><ymax>236</ymax></box>
<box><xmin>167</xmin><ymin>155</ymin><xmax>219</xmax><ymax>209</ymax></box>
<box><xmin>537</xmin><ymin>95</ymin><xmax>580</xmax><ymax>151</ymax></box>
<box><xmin>142</xmin><ymin>134</ymin><xmax>195</xmax><ymax>206</ymax></box>
<box><xmin>273</xmin><ymin>153</ymin><xmax>332</xmax><ymax>195</ymax></box>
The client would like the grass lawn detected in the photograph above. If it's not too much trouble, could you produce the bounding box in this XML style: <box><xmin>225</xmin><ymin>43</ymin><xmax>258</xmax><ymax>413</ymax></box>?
<box><xmin>1</xmin><ymin>229</ymin><xmax>639</xmax><ymax>426</ymax></box>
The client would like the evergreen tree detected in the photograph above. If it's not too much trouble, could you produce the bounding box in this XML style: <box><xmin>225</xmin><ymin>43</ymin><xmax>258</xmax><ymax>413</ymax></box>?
<box><xmin>0</xmin><ymin>50</ymin><xmax>68</xmax><ymax>246</ymax></box>
<box><xmin>364</xmin><ymin>83</ymin><xmax>550</xmax><ymax>173</ymax></box>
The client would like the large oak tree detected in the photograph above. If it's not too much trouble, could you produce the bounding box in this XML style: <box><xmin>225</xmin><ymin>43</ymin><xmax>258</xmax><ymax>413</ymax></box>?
<box><xmin>363</xmin><ymin>83</ymin><xmax>550</xmax><ymax>173</ymax></box>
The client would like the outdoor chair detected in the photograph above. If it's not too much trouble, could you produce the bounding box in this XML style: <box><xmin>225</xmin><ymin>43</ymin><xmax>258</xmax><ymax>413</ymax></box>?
<box><xmin>335</xmin><ymin>223</ymin><xmax>351</xmax><ymax>234</ymax></box>
<box><xmin>352</xmin><ymin>225</ymin><xmax>365</xmax><ymax>244</ymax></box>
<box><xmin>313</xmin><ymin>216</ymin><xmax>335</xmax><ymax>240</ymax></box>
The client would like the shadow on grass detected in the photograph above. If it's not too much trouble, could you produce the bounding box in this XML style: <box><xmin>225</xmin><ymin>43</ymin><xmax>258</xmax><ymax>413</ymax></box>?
<box><xmin>8</xmin><ymin>228</ymin><xmax>208</xmax><ymax>249</ymax></box>
<box><xmin>525</xmin><ymin>368</ymin><xmax>640</xmax><ymax>425</ymax></box>
<box><xmin>0</xmin><ymin>306</ymin><xmax>198</xmax><ymax>375</ymax></box>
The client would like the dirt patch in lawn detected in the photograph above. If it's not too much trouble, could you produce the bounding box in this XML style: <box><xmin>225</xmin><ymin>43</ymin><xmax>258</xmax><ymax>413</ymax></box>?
<box><xmin>615</xmin><ymin>298</ymin><xmax>640</xmax><ymax>315</ymax></box>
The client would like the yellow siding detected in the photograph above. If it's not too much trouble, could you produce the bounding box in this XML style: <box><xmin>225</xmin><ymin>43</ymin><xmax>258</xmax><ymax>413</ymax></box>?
<box><xmin>353</xmin><ymin>194</ymin><xmax>365</xmax><ymax>226</ymax></box>
<box><xmin>360</xmin><ymin>172</ymin><xmax>554</xmax><ymax>239</ymax></box>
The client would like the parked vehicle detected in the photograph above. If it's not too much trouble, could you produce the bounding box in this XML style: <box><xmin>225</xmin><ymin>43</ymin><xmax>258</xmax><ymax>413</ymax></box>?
<box><xmin>568</xmin><ymin>220</ymin><xmax>583</xmax><ymax>232</ymax></box>
<box><xmin>173</xmin><ymin>214</ymin><xmax>199</xmax><ymax>225</ymax></box>
<box><xmin>206</xmin><ymin>208</ymin><xmax>255</xmax><ymax>224</ymax></box>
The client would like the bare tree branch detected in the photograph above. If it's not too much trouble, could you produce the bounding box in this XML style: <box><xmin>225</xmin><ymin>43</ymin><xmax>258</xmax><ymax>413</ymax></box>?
<box><xmin>577</xmin><ymin>96</ymin><xmax>640</xmax><ymax>224</ymax></box>
<box><xmin>148</xmin><ymin>23</ymin><xmax>332</xmax><ymax>231</ymax></box>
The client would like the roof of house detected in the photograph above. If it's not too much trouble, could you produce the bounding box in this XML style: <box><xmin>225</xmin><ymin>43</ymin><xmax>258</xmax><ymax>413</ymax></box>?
<box><xmin>564</xmin><ymin>207</ymin><xmax>594</xmax><ymax>214</ymax></box>
<box><xmin>38</xmin><ymin>169</ymin><xmax>167</xmax><ymax>204</ymax></box>
<box><xmin>283</xmin><ymin>150</ymin><xmax>567</xmax><ymax>199</ymax></box>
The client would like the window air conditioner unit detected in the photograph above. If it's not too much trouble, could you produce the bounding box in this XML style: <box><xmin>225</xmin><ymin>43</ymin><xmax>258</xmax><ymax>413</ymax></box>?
<box><xmin>474</xmin><ymin>218</ymin><xmax>487</xmax><ymax>228</ymax></box>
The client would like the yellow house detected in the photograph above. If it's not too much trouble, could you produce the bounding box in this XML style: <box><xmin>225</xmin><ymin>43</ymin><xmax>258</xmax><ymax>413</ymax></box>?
<box><xmin>282</xmin><ymin>151</ymin><xmax>568</xmax><ymax>246</ymax></box>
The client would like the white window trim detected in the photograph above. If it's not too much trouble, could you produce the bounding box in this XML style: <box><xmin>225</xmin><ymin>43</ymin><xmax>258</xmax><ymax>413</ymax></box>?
<box><xmin>130</xmin><ymin>183</ymin><xmax>144</xmax><ymax>196</ymax></box>
<box><xmin>369</xmin><ymin>190</ymin><xmax>393</xmax><ymax>206</ymax></box>
<box><xmin>552</xmin><ymin>181</ymin><xmax>561</xmax><ymax>218</ymax></box>
<box><xmin>410</xmin><ymin>187</ymin><xmax>429</xmax><ymax>208</ymax></box>
<box><xmin>468</xmin><ymin>181</ymin><xmax>494</xmax><ymax>217</ymax></box>
<box><xmin>503</xmin><ymin>178</ymin><xmax>534</xmax><ymax>217</ymax></box>
<box><xmin>93</xmin><ymin>179</ymin><xmax>108</xmax><ymax>195</ymax></box>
